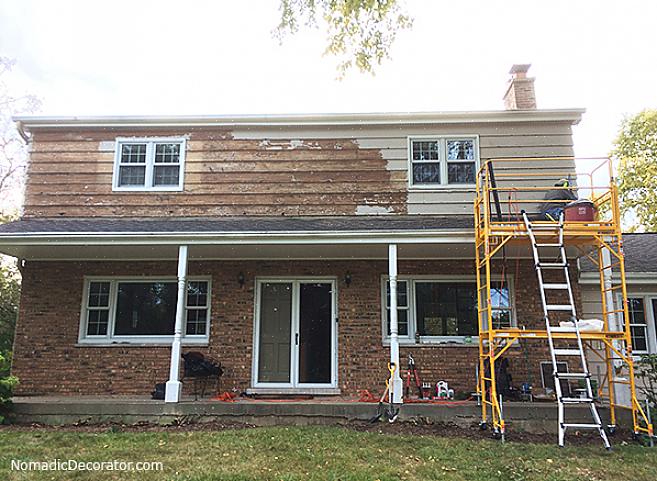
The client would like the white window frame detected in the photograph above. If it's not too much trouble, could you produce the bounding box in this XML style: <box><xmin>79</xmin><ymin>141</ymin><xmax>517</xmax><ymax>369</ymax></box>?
<box><xmin>112</xmin><ymin>137</ymin><xmax>186</xmax><ymax>192</ymax></box>
<box><xmin>619</xmin><ymin>294</ymin><xmax>657</xmax><ymax>355</ymax></box>
<box><xmin>381</xmin><ymin>275</ymin><xmax>515</xmax><ymax>345</ymax></box>
<box><xmin>407</xmin><ymin>135</ymin><xmax>479</xmax><ymax>190</ymax></box>
<box><xmin>78</xmin><ymin>276</ymin><xmax>211</xmax><ymax>345</ymax></box>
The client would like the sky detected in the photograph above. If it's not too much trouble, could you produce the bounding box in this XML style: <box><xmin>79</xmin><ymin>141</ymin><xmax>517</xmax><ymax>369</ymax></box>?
<box><xmin>1</xmin><ymin>0</ymin><xmax>656</xmax><ymax>161</ymax></box>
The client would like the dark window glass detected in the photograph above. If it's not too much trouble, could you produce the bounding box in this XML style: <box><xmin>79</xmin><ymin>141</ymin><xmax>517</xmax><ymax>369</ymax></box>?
<box><xmin>153</xmin><ymin>165</ymin><xmax>180</xmax><ymax>186</ymax></box>
<box><xmin>385</xmin><ymin>280</ymin><xmax>409</xmax><ymax>336</ymax></box>
<box><xmin>447</xmin><ymin>162</ymin><xmax>475</xmax><ymax>184</ymax></box>
<box><xmin>87</xmin><ymin>310</ymin><xmax>108</xmax><ymax>335</ymax></box>
<box><xmin>415</xmin><ymin>282</ymin><xmax>478</xmax><ymax>336</ymax></box>
<box><xmin>187</xmin><ymin>281</ymin><xmax>208</xmax><ymax>307</ymax></box>
<box><xmin>413</xmin><ymin>163</ymin><xmax>441</xmax><ymax>184</ymax></box>
<box><xmin>186</xmin><ymin>309</ymin><xmax>207</xmax><ymax>335</ymax></box>
<box><xmin>114</xmin><ymin>282</ymin><xmax>177</xmax><ymax>336</ymax></box>
<box><xmin>627</xmin><ymin>298</ymin><xmax>648</xmax><ymax>351</ymax></box>
<box><xmin>118</xmin><ymin>166</ymin><xmax>146</xmax><ymax>186</ymax></box>
<box><xmin>412</xmin><ymin>141</ymin><xmax>439</xmax><ymax>161</ymax></box>
<box><xmin>88</xmin><ymin>281</ymin><xmax>110</xmax><ymax>307</ymax></box>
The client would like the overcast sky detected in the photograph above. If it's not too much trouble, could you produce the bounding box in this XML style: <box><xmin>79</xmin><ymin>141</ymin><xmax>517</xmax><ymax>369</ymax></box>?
<box><xmin>1</xmin><ymin>0</ymin><xmax>656</xmax><ymax>159</ymax></box>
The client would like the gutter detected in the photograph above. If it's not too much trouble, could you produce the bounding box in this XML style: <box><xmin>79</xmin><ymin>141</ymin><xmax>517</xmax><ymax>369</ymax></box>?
<box><xmin>15</xmin><ymin>120</ymin><xmax>30</xmax><ymax>143</ymax></box>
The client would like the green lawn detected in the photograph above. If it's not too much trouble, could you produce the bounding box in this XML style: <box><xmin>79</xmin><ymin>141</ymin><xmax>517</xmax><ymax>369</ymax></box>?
<box><xmin>0</xmin><ymin>426</ymin><xmax>655</xmax><ymax>481</ymax></box>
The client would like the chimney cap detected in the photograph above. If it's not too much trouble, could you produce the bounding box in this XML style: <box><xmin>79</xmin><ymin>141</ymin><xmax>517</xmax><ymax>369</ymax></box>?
<box><xmin>509</xmin><ymin>64</ymin><xmax>532</xmax><ymax>75</ymax></box>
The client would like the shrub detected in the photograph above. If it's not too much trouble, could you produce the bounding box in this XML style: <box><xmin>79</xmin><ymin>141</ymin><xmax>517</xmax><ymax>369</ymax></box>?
<box><xmin>636</xmin><ymin>354</ymin><xmax>657</xmax><ymax>410</ymax></box>
<box><xmin>0</xmin><ymin>351</ymin><xmax>18</xmax><ymax>423</ymax></box>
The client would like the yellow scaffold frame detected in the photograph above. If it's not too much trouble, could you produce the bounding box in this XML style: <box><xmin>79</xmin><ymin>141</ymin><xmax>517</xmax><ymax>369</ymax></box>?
<box><xmin>474</xmin><ymin>156</ymin><xmax>653</xmax><ymax>439</ymax></box>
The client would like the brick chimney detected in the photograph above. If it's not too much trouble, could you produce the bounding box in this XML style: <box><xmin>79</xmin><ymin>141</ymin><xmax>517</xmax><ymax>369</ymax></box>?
<box><xmin>503</xmin><ymin>64</ymin><xmax>536</xmax><ymax>110</ymax></box>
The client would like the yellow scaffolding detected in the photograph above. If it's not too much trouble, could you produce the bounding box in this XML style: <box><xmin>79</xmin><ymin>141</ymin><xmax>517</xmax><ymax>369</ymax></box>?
<box><xmin>474</xmin><ymin>156</ymin><xmax>653</xmax><ymax>438</ymax></box>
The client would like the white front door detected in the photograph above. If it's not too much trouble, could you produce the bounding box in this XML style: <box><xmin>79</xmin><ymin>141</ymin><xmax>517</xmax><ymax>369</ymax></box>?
<box><xmin>253</xmin><ymin>279</ymin><xmax>337</xmax><ymax>388</ymax></box>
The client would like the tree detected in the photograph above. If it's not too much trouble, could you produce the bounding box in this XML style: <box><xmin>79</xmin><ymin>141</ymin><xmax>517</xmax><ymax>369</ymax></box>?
<box><xmin>275</xmin><ymin>0</ymin><xmax>413</xmax><ymax>77</ymax></box>
<box><xmin>611</xmin><ymin>109</ymin><xmax>657</xmax><ymax>231</ymax></box>
<box><xmin>0</xmin><ymin>57</ymin><xmax>40</xmax><ymax>217</ymax></box>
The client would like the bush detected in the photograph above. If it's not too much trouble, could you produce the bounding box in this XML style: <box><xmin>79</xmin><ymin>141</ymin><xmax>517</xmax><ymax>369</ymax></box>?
<box><xmin>636</xmin><ymin>354</ymin><xmax>657</xmax><ymax>410</ymax></box>
<box><xmin>0</xmin><ymin>351</ymin><xmax>18</xmax><ymax>423</ymax></box>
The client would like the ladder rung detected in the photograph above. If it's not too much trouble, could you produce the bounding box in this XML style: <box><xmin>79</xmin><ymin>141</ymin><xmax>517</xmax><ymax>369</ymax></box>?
<box><xmin>538</xmin><ymin>262</ymin><xmax>568</xmax><ymax>268</ymax></box>
<box><xmin>561</xmin><ymin>397</ymin><xmax>594</xmax><ymax>403</ymax></box>
<box><xmin>556</xmin><ymin>372</ymin><xmax>590</xmax><ymax>379</ymax></box>
<box><xmin>562</xmin><ymin>423</ymin><xmax>601</xmax><ymax>428</ymax></box>
<box><xmin>553</xmin><ymin>348</ymin><xmax>582</xmax><ymax>356</ymax></box>
<box><xmin>543</xmin><ymin>283</ymin><xmax>569</xmax><ymax>290</ymax></box>
<box><xmin>546</xmin><ymin>304</ymin><xmax>574</xmax><ymax>311</ymax></box>
<box><xmin>548</xmin><ymin>325</ymin><xmax>578</xmax><ymax>333</ymax></box>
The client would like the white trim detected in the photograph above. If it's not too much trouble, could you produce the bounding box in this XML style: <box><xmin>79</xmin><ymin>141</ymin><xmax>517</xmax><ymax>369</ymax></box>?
<box><xmin>78</xmin><ymin>275</ymin><xmax>211</xmax><ymax>345</ymax></box>
<box><xmin>580</xmin><ymin>271</ymin><xmax>657</xmax><ymax>284</ymax></box>
<box><xmin>112</xmin><ymin>137</ymin><xmax>186</xmax><ymax>192</ymax></box>
<box><xmin>252</xmin><ymin>277</ymin><xmax>338</xmax><ymax>390</ymax></box>
<box><xmin>407</xmin><ymin>135</ymin><xmax>480</xmax><ymax>190</ymax></box>
<box><xmin>13</xmin><ymin>109</ymin><xmax>585</xmax><ymax>130</ymax></box>
<box><xmin>380</xmin><ymin>274</ymin><xmax>516</xmax><ymax>346</ymax></box>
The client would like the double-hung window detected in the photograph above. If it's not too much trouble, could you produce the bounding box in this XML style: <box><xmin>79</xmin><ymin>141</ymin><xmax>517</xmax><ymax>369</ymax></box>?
<box><xmin>409</xmin><ymin>137</ymin><xmax>478</xmax><ymax>187</ymax></box>
<box><xmin>79</xmin><ymin>277</ymin><xmax>211</xmax><ymax>344</ymax></box>
<box><xmin>382</xmin><ymin>277</ymin><xmax>513</xmax><ymax>343</ymax></box>
<box><xmin>113</xmin><ymin>138</ymin><xmax>186</xmax><ymax>191</ymax></box>
<box><xmin>625</xmin><ymin>297</ymin><xmax>649</xmax><ymax>354</ymax></box>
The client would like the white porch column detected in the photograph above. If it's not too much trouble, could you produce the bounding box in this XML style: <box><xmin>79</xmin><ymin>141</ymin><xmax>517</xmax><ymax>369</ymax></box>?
<box><xmin>388</xmin><ymin>244</ymin><xmax>404</xmax><ymax>404</ymax></box>
<box><xmin>165</xmin><ymin>245</ymin><xmax>188</xmax><ymax>403</ymax></box>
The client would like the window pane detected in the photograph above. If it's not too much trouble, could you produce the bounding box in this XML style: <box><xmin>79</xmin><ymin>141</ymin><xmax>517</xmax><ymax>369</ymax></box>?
<box><xmin>412</xmin><ymin>141</ymin><xmax>439</xmax><ymax>161</ymax></box>
<box><xmin>186</xmin><ymin>309</ymin><xmax>207</xmax><ymax>335</ymax></box>
<box><xmin>87</xmin><ymin>309</ymin><xmax>108</xmax><ymax>336</ymax></box>
<box><xmin>114</xmin><ymin>282</ymin><xmax>177</xmax><ymax>336</ymax></box>
<box><xmin>447</xmin><ymin>139</ymin><xmax>475</xmax><ymax>160</ymax></box>
<box><xmin>447</xmin><ymin>162</ymin><xmax>475</xmax><ymax>184</ymax></box>
<box><xmin>631</xmin><ymin>325</ymin><xmax>647</xmax><ymax>351</ymax></box>
<box><xmin>627</xmin><ymin>298</ymin><xmax>646</xmax><ymax>324</ymax></box>
<box><xmin>187</xmin><ymin>281</ymin><xmax>208</xmax><ymax>307</ymax></box>
<box><xmin>121</xmin><ymin>144</ymin><xmax>147</xmax><ymax>163</ymax></box>
<box><xmin>118</xmin><ymin>165</ymin><xmax>146</xmax><ymax>186</ymax></box>
<box><xmin>413</xmin><ymin>163</ymin><xmax>441</xmax><ymax>184</ymax></box>
<box><xmin>88</xmin><ymin>281</ymin><xmax>110</xmax><ymax>307</ymax></box>
<box><xmin>154</xmin><ymin>143</ymin><xmax>181</xmax><ymax>163</ymax></box>
<box><xmin>153</xmin><ymin>165</ymin><xmax>180</xmax><ymax>186</ymax></box>
<box><xmin>415</xmin><ymin>282</ymin><xmax>477</xmax><ymax>336</ymax></box>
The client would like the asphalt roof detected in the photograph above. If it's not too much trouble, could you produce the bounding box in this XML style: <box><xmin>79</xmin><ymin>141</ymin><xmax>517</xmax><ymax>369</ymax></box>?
<box><xmin>0</xmin><ymin>216</ymin><xmax>474</xmax><ymax>236</ymax></box>
<box><xmin>580</xmin><ymin>233</ymin><xmax>657</xmax><ymax>273</ymax></box>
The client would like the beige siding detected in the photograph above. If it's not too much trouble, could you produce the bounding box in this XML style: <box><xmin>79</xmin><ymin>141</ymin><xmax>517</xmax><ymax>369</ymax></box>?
<box><xmin>24</xmin><ymin>120</ymin><xmax>576</xmax><ymax>218</ymax></box>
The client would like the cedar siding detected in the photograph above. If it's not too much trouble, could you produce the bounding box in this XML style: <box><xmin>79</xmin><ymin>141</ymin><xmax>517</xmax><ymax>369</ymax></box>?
<box><xmin>22</xmin><ymin>117</ymin><xmax>576</xmax><ymax>218</ymax></box>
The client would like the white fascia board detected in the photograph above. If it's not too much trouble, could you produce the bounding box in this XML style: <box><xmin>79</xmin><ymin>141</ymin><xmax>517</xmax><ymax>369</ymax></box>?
<box><xmin>580</xmin><ymin>271</ymin><xmax>657</xmax><ymax>284</ymax></box>
<box><xmin>0</xmin><ymin>229</ymin><xmax>475</xmax><ymax>246</ymax></box>
<box><xmin>13</xmin><ymin>109</ymin><xmax>585</xmax><ymax>130</ymax></box>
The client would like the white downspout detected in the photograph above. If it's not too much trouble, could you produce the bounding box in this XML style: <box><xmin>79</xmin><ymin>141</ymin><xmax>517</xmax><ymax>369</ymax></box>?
<box><xmin>165</xmin><ymin>245</ymin><xmax>188</xmax><ymax>403</ymax></box>
<box><xmin>388</xmin><ymin>244</ymin><xmax>403</xmax><ymax>404</ymax></box>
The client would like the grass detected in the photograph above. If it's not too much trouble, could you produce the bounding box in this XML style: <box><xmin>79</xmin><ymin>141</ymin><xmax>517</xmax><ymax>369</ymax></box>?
<box><xmin>0</xmin><ymin>426</ymin><xmax>655</xmax><ymax>480</ymax></box>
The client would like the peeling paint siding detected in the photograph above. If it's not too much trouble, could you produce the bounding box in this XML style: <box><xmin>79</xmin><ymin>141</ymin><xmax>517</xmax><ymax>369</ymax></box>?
<box><xmin>355</xmin><ymin>205</ymin><xmax>394</xmax><ymax>215</ymax></box>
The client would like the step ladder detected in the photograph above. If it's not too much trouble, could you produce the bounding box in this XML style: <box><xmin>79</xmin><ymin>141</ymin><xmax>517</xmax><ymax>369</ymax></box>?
<box><xmin>522</xmin><ymin>212</ymin><xmax>611</xmax><ymax>449</ymax></box>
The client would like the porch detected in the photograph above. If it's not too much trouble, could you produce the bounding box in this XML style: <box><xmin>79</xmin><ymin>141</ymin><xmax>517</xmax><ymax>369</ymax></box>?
<box><xmin>8</xmin><ymin>396</ymin><xmax>630</xmax><ymax>434</ymax></box>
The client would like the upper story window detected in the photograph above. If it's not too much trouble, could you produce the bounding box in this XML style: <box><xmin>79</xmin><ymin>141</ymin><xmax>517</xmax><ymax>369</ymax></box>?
<box><xmin>409</xmin><ymin>136</ymin><xmax>479</xmax><ymax>188</ymax></box>
<box><xmin>113</xmin><ymin>137</ymin><xmax>186</xmax><ymax>191</ymax></box>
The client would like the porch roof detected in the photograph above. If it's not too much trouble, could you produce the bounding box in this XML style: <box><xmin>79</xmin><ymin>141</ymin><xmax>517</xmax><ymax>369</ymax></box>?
<box><xmin>0</xmin><ymin>215</ymin><xmax>476</xmax><ymax>260</ymax></box>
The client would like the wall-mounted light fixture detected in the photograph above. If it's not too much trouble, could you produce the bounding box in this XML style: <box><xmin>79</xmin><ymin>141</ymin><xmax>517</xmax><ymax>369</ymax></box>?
<box><xmin>238</xmin><ymin>272</ymin><xmax>245</xmax><ymax>288</ymax></box>
<box><xmin>344</xmin><ymin>271</ymin><xmax>352</xmax><ymax>287</ymax></box>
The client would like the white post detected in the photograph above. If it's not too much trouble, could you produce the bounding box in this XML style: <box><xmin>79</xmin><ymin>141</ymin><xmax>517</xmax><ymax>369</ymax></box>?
<box><xmin>165</xmin><ymin>245</ymin><xmax>188</xmax><ymax>403</ymax></box>
<box><xmin>388</xmin><ymin>244</ymin><xmax>403</xmax><ymax>404</ymax></box>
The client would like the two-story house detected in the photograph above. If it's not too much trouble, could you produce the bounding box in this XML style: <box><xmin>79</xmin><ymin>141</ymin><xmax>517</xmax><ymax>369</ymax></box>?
<box><xmin>0</xmin><ymin>65</ymin><xmax>585</xmax><ymax>403</ymax></box>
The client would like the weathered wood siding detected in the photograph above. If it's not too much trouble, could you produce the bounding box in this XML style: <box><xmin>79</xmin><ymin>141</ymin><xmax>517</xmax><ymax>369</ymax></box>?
<box><xmin>24</xmin><ymin>121</ymin><xmax>575</xmax><ymax>217</ymax></box>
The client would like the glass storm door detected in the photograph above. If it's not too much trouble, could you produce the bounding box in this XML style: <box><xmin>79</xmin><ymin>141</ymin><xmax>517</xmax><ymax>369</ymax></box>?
<box><xmin>255</xmin><ymin>280</ymin><xmax>336</xmax><ymax>388</ymax></box>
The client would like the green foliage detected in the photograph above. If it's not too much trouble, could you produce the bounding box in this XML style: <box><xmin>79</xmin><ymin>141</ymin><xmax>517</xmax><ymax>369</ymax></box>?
<box><xmin>636</xmin><ymin>354</ymin><xmax>657</xmax><ymax>409</ymax></box>
<box><xmin>0</xmin><ymin>261</ymin><xmax>19</xmax><ymax>354</ymax></box>
<box><xmin>0</xmin><ymin>351</ymin><xmax>18</xmax><ymax>423</ymax></box>
<box><xmin>275</xmin><ymin>0</ymin><xmax>413</xmax><ymax>77</ymax></box>
<box><xmin>611</xmin><ymin>109</ymin><xmax>657</xmax><ymax>231</ymax></box>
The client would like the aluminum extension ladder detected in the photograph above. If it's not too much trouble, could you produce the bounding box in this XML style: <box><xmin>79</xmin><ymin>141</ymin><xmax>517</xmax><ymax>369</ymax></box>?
<box><xmin>522</xmin><ymin>212</ymin><xmax>611</xmax><ymax>449</ymax></box>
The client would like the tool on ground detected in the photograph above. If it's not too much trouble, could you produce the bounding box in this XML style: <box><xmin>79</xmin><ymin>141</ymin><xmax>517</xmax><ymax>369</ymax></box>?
<box><xmin>369</xmin><ymin>363</ymin><xmax>400</xmax><ymax>423</ymax></box>
<box><xmin>435</xmin><ymin>381</ymin><xmax>454</xmax><ymax>400</ymax></box>
<box><xmin>404</xmin><ymin>354</ymin><xmax>423</xmax><ymax>398</ymax></box>
<box><xmin>523</xmin><ymin>211</ymin><xmax>611</xmax><ymax>449</ymax></box>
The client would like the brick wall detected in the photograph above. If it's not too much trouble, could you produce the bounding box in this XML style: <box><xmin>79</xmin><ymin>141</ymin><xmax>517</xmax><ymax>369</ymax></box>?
<box><xmin>12</xmin><ymin>259</ymin><xmax>578</xmax><ymax>397</ymax></box>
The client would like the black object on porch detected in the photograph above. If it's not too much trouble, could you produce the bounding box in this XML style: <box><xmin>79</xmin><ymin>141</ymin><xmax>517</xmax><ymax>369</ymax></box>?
<box><xmin>182</xmin><ymin>352</ymin><xmax>224</xmax><ymax>400</ymax></box>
